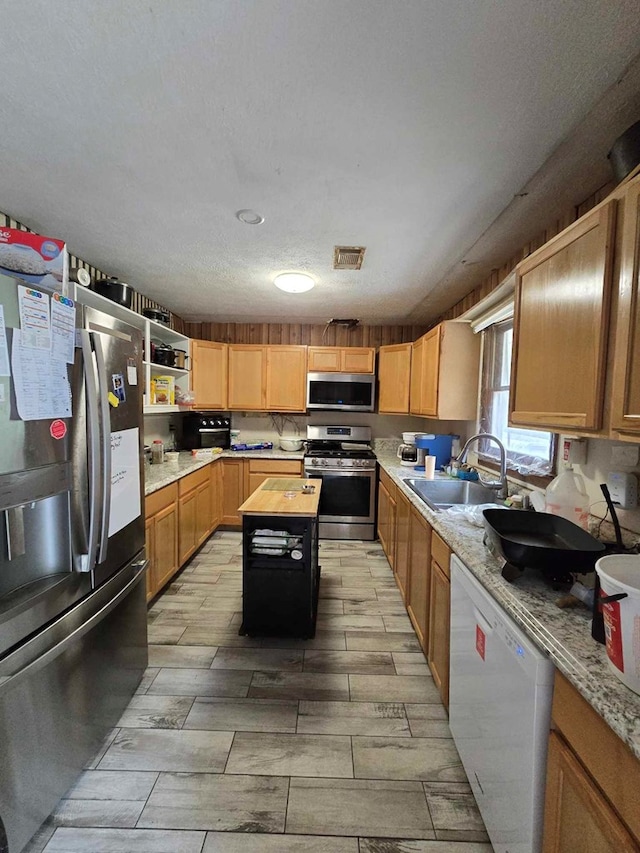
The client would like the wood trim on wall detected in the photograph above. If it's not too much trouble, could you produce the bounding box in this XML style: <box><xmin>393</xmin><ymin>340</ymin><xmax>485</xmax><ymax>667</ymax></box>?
<box><xmin>183</xmin><ymin>322</ymin><xmax>427</xmax><ymax>347</ymax></box>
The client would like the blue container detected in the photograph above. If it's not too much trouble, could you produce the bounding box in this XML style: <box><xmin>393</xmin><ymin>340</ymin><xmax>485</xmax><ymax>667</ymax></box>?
<box><xmin>414</xmin><ymin>434</ymin><xmax>456</xmax><ymax>471</ymax></box>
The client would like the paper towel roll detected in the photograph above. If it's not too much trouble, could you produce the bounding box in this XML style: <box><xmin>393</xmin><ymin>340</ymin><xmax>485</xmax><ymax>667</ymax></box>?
<box><xmin>424</xmin><ymin>455</ymin><xmax>436</xmax><ymax>479</ymax></box>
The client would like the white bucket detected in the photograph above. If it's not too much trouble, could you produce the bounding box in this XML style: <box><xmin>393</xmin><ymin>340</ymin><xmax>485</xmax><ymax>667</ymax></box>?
<box><xmin>595</xmin><ymin>555</ymin><xmax>640</xmax><ymax>695</ymax></box>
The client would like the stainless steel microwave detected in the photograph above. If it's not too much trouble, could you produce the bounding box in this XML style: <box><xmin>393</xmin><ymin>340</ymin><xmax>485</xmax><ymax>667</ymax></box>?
<box><xmin>306</xmin><ymin>372</ymin><xmax>376</xmax><ymax>412</ymax></box>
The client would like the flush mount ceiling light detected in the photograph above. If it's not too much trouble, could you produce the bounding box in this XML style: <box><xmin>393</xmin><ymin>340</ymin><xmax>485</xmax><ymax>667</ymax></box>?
<box><xmin>273</xmin><ymin>272</ymin><xmax>315</xmax><ymax>293</ymax></box>
<box><xmin>236</xmin><ymin>209</ymin><xmax>264</xmax><ymax>225</ymax></box>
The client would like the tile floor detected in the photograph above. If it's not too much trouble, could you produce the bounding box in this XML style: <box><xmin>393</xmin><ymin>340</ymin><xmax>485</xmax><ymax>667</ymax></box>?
<box><xmin>25</xmin><ymin>531</ymin><xmax>493</xmax><ymax>853</ymax></box>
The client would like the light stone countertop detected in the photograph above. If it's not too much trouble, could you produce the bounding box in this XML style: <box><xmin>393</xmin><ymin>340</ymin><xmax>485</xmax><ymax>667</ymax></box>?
<box><xmin>375</xmin><ymin>451</ymin><xmax>640</xmax><ymax>761</ymax></box>
<box><xmin>144</xmin><ymin>449</ymin><xmax>306</xmax><ymax>496</ymax></box>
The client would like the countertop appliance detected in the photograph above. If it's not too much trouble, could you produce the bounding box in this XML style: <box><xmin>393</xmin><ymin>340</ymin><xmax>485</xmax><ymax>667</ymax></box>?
<box><xmin>0</xmin><ymin>271</ymin><xmax>148</xmax><ymax>853</ymax></box>
<box><xmin>303</xmin><ymin>425</ymin><xmax>376</xmax><ymax>539</ymax></box>
<box><xmin>449</xmin><ymin>555</ymin><xmax>554</xmax><ymax>853</ymax></box>
<box><xmin>182</xmin><ymin>413</ymin><xmax>231</xmax><ymax>450</ymax></box>
<box><xmin>307</xmin><ymin>372</ymin><xmax>375</xmax><ymax>412</ymax></box>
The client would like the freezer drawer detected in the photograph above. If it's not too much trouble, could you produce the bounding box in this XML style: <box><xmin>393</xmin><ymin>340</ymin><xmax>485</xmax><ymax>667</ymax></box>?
<box><xmin>449</xmin><ymin>555</ymin><xmax>554</xmax><ymax>853</ymax></box>
<box><xmin>0</xmin><ymin>557</ymin><xmax>148</xmax><ymax>853</ymax></box>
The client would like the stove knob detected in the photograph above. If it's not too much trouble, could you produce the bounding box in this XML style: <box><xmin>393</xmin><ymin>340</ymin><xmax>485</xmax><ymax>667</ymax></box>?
<box><xmin>337</xmin><ymin>458</ymin><xmax>344</xmax><ymax>467</ymax></box>
<box><xmin>311</xmin><ymin>458</ymin><xmax>318</xmax><ymax>466</ymax></box>
<box><xmin>321</xmin><ymin>459</ymin><xmax>328</xmax><ymax>467</ymax></box>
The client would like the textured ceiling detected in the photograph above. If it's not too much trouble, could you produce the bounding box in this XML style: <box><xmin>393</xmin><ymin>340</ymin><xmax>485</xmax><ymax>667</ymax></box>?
<box><xmin>0</xmin><ymin>1</ymin><xmax>639</xmax><ymax>324</ymax></box>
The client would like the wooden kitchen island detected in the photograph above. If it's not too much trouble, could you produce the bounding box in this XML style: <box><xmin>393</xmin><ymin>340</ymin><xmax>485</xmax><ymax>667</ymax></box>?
<box><xmin>238</xmin><ymin>478</ymin><xmax>321</xmax><ymax>638</ymax></box>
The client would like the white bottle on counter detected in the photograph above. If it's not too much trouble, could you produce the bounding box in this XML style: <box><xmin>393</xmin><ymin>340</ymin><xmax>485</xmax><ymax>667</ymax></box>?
<box><xmin>545</xmin><ymin>465</ymin><xmax>589</xmax><ymax>529</ymax></box>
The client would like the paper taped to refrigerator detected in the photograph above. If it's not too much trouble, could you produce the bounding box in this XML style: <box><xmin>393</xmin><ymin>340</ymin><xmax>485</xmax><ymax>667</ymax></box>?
<box><xmin>109</xmin><ymin>427</ymin><xmax>141</xmax><ymax>537</ymax></box>
<box><xmin>0</xmin><ymin>306</ymin><xmax>10</xmax><ymax>376</ymax></box>
<box><xmin>18</xmin><ymin>285</ymin><xmax>51</xmax><ymax>350</ymax></box>
<box><xmin>50</xmin><ymin>293</ymin><xmax>76</xmax><ymax>363</ymax></box>
<box><xmin>11</xmin><ymin>329</ymin><xmax>72</xmax><ymax>420</ymax></box>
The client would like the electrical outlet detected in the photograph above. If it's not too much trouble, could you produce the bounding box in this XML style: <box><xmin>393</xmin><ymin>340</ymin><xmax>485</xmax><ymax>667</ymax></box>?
<box><xmin>611</xmin><ymin>444</ymin><xmax>639</xmax><ymax>467</ymax></box>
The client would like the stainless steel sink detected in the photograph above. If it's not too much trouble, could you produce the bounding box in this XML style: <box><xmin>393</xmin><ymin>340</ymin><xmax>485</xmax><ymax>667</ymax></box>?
<box><xmin>403</xmin><ymin>477</ymin><xmax>501</xmax><ymax>511</ymax></box>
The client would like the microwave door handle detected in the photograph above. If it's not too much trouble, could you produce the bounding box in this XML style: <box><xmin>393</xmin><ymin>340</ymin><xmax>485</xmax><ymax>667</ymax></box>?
<box><xmin>91</xmin><ymin>331</ymin><xmax>112</xmax><ymax>564</ymax></box>
<box><xmin>79</xmin><ymin>330</ymin><xmax>102</xmax><ymax>573</ymax></box>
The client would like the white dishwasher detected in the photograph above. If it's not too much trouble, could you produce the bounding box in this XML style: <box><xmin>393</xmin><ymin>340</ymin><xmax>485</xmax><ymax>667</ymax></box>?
<box><xmin>449</xmin><ymin>555</ymin><xmax>555</xmax><ymax>853</ymax></box>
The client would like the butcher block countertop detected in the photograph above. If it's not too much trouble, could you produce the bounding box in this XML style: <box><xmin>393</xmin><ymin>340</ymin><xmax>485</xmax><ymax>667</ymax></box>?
<box><xmin>238</xmin><ymin>478</ymin><xmax>322</xmax><ymax>517</ymax></box>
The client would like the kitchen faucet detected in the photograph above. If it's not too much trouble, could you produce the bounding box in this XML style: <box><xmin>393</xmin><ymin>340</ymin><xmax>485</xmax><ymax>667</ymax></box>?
<box><xmin>455</xmin><ymin>433</ymin><xmax>508</xmax><ymax>500</ymax></box>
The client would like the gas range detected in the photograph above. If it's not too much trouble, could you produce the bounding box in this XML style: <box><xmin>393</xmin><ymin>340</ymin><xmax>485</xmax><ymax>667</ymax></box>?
<box><xmin>304</xmin><ymin>425</ymin><xmax>376</xmax><ymax>470</ymax></box>
<box><xmin>303</xmin><ymin>425</ymin><xmax>377</xmax><ymax>540</ymax></box>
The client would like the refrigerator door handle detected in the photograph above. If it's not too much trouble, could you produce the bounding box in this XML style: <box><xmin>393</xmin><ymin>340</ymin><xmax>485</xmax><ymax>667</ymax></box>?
<box><xmin>80</xmin><ymin>330</ymin><xmax>102</xmax><ymax>573</ymax></box>
<box><xmin>92</xmin><ymin>331</ymin><xmax>112</xmax><ymax>564</ymax></box>
<box><xmin>0</xmin><ymin>562</ymin><xmax>147</xmax><ymax>694</ymax></box>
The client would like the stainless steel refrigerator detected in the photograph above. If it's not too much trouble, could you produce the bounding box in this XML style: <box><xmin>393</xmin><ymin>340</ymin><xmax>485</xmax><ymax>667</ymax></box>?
<box><xmin>0</xmin><ymin>272</ymin><xmax>148</xmax><ymax>853</ymax></box>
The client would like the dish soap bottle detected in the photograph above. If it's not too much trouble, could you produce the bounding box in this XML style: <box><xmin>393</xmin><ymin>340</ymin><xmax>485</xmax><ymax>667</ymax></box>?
<box><xmin>545</xmin><ymin>465</ymin><xmax>589</xmax><ymax>529</ymax></box>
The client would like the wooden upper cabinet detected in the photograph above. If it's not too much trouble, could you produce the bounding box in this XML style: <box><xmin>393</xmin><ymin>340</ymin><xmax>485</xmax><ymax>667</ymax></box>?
<box><xmin>409</xmin><ymin>337</ymin><xmax>424</xmax><ymax>415</ymax></box>
<box><xmin>510</xmin><ymin>200</ymin><xmax>616</xmax><ymax>431</ymax></box>
<box><xmin>409</xmin><ymin>322</ymin><xmax>480</xmax><ymax>420</ymax></box>
<box><xmin>191</xmin><ymin>340</ymin><xmax>228</xmax><ymax>410</ymax></box>
<box><xmin>227</xmin><ymin>345</ymin><xmax>266</xmax><ymax>410</ymax></box>
<box><xmin>308</xmin><ymin>346</ymin><xmax>375</xmax><ymax>373</ymax></box>
<box><xmin>378</xmin><ymin>343</ymin><xmax>412</xmax><ymax>414</ymax></box>
<box><xmin>265</xmin><ymin>346</ymin><xmax>307</xmax><ymax>411</ymax></box>
<box><xmin>420</xmin><ymin>326</ymin><xmax>441</xmax><ymax>417</ymax></box>
<box><xmin>611</xmin><ymin>180</ymin><xmax>640</xmax><ymax>435</ymax></box>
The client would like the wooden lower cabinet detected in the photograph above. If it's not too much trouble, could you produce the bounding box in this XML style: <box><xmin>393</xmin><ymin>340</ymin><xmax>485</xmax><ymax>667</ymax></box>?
<box><xmin>407</xmin><ymin>505</ymin><xmax>430</xmax><ymax>651</ymax></box>
<box><xmin>222</xmin><ymin>458</ymin><xmax>246</xmax><ymax>525</ymax></box>
<box><xmin>377</xmin><ymin>473</ymin><xmax>396</xmax><ymax>568</ymax></box>
<box><xmin>543</xmin><ymin>731</ymin><xmax>637</xmax><ymax>853</ymax></box>
<box><xmin>394</xmin><ymin>488</ymin><xmax>410</xmax><ymax>601</ymax></box>
<box><xmin>145</xmin><ymin>461</ymin><xmax>224</xmax><ymax>600</ymax></box>
<box><xmin>543</xmin><ymin>671</ymin><xmax>640</xmax><ymax>850</ymax></box>
<box><xmin>427</xmin><ymin>553</ymin><xmax>450</xmax><ymax>709</ymax></box>
<box><xmin>144</xmin><ymin>483</ymin><xmax>179</xmax><ymax>602</ymax></box>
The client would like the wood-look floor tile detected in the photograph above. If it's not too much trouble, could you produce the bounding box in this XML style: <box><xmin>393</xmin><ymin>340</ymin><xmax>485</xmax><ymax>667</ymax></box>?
<box><xmin>64</xmin><ymin>770</ymin><xmax>158</xmax><ymax>801</ymax></box>
<box><xmin>210</xmin><ymin>647</ymin><xmax>303</xmax><ymax>671</ymax></box>
<box><xmin>148</xmin><ymin>645</ymin><xmax>218</xmax><ymax>669</ymax></box>
<box><xmin>345</xmin><ymin>632</ymin><xmax>422</xmax><ymax>652</ymax></box>
<box><xmin>116</xmin><ymin>695</ymin><xmax>195</xmax><ymax>729</ymax></box>
<box><xmin>20</xmin><ymin>821</ymin><xmax>55</xmax><ymax>853</ymax></box>
<box><xmin>184</xmin><ymin>697</ymin><xmax>298</xmax><ymax>733</ymax></box>
<box><xmin>316</xmin><ymin>599</ymin><xmax>345</xmax><ymax>614</ymax></box>
<box><xmin>147</xmin><ymin>667</ymin><xmax>252</xmax><ymax>697</ymax></box>
<box><xmin>202</xmin><ymin>832</ymin><xmax>359</xmax><ymax>852</ymax></box>
<box><xmin>286</xmin><ymin>777</ymin><xmax>434</xmax><ymax>839</ymax></box>
<box><xmin>393</xmin><ymin>652</ymin><xmax>431</xmax><ymax>676</ymax></box>
<box><xmin>225</xmin><ymin>731</ymin><xmax>353</xmax><ymax>778</ymax></box>
<box><xmin>349</xmin><ymin>675</ymin><xmax>441</xmax><ymax>704</ymax></box>
<box><xmin>352</xmin><ymin>736</ymin><xmax>466</xmax><ymax>782</ymax></box>
<box><xmin>315</xmin><ymin>615</ymin><xmax>386</xmax><ymax>632</ymax></box>
<box><xmin>297</xmin><ymin>701</ymin><xmax>410</xmax><ymax>737</ymax></box>
<box><xmin>41</xmin><ymin>827</ymin><xmax>206</xmax><ymax>852</ymax></box>
<box><xmin>179</xmin><ymin>628</ymin><xmax>263</xmax><ymax>647</ymax></box>
<box><xmin>138</xmin><ymin>772</ymin><xmax>289</xmax><ymax>832</ymax></box>
<box><xmin>405</xmin><ymin>704</ymin><xmax>452</xmax><ymax>738</ymax></box>
<box><xmin>319</xmin><ymin>587</ymin><xmax>377</xmax><ymax>600</ymax></box>
<box><xmin>146</xmin><ymin>625</ymin><xmax>186</xmax><ymax>645</ymax></box>
<box><xmin>249</xmin><ymin>671</ymin><xmax>349</xmax><ymax>701</ymax></box>
<box><xmin>383</xmin><ymin>615</ymin><xmax>416</xmax><ymax>633</ymax></box>
<box><xmin>359</xmin><ymin>840</ymin><xmax>493</xmax><ymax>852</ymax></box>
<box><xmin>98</xmin><ymin>729</ymin><xmax>234</xmax><ymax>773</ymax></box>
<box><xmin>257</xmin><ymin>632</ymin><xmax>347</xmax><ymax>650</ymax></box>
<box><xmin>50</xmin><ymin>799</ymin><xmax>144</xmax><ymax>828</ymax></box>
<box><xmin>343</xmin><ymin>601</ymin><xmax>407</xmax><ymax>615</ymax></box>
<box><xmin>303</xmin><ymin>650</ymin><xmax>395</xmax><ymax>675</ymax></box>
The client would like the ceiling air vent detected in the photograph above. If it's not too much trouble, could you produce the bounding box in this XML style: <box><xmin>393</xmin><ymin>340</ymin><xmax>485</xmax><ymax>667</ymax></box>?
<box><xmin>334</xmin><ymin>246</ymin><xmax>366</xmax><ymax>270</ymax></box>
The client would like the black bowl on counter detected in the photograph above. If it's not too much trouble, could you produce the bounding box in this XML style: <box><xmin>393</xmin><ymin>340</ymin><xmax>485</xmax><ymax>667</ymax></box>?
<box><xmin>483</xmin><ymin>508</ymin><xmax>605</xmax><ymax>584</ymax></box>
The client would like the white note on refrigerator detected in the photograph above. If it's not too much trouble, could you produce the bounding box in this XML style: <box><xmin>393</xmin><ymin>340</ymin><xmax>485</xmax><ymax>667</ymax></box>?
<box><xmin>50</xmin><ymin>293</ymin><xmax>76</xmax><ymax>363</ymax></box>
<box><xmin>11</xmin><ymin>329</ymin><xmax>72</xmax><ymax>420</ymax></box>
<box><xmin>109</xmin><ymin>427</ymin><xmax>141</xmax><ymax>537</ymax></box>
<box><xmin>18</xmin><ymin>285</ymin><xmax>51</xmax><ymax>350</ymax></box>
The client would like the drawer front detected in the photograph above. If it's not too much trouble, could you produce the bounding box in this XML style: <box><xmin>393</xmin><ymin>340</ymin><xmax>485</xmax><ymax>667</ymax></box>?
<box><xmin>247</xmin><ymin>459</ymin><xmax>302</xmax><ymax>475</ymax></box>
<box><xmin>145</xmin><ymin>483</ymin><xmax>178</xmax><ymax>518</ymax></box>
<box><xmin>178</xmin><ymin>464</ymin><xmax>211</xmax><ymax>496</ymax></box>
<box><xmin>432</xmin><ymin>531</ymin><xmax>451</xmax><ymax>577</ymax></box>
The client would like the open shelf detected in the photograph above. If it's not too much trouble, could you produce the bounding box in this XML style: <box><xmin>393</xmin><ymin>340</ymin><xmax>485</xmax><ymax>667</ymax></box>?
<box><xmin>144</xmin><ymin>361</ymin><xmax>190</xmax><ymax>376</ymax></box>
